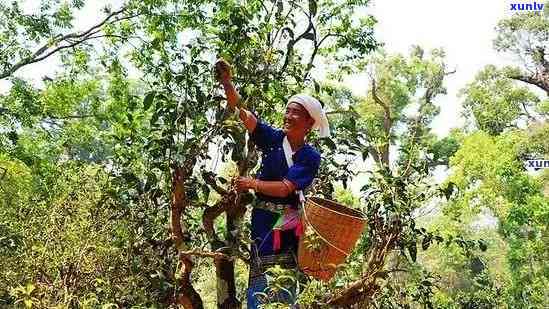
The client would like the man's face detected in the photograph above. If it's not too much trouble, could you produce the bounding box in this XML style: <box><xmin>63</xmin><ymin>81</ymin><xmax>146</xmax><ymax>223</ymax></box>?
<box><xmin>283</xmin><ymin>102</ymin><xmax>314</xmax><ymax>135</ymax></box>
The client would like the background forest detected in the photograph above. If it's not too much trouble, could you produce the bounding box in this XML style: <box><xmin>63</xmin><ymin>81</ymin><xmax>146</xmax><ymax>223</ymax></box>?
<box><xmin>0</xmin><ymin>0</ymin><xmax>547</xmax><ymax>308</ymax></box>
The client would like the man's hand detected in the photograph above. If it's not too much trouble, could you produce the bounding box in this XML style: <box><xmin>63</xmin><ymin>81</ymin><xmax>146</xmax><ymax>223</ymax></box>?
<box><xmin>235</xmin><ymin>176</ymin><xmax>255</xmax><ymax>192</ymax></box>
<box><xmin>214</xmin><ymin>59</ymin><xmax>258</xmax><ymax>133</ymax></box>
<box><xmin>215</xmin><ymin>58</ymin><xmax>233</xmax><ymax>85</ymax></box>
<box><xmin>234</xmin><ymin>177</ymin><xmax>296</xmax><ymax>197</ymax></box>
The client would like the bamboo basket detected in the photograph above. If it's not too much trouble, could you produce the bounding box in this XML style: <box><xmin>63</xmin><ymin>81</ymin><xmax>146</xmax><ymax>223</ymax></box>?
<box><xmin>298</xmin><ymin>197</ymin><xmax>366</xmax><ymax>282</ymax></box>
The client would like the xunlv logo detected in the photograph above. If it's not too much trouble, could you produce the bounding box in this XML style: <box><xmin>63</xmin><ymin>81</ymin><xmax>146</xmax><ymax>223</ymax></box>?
<box><xmin>526</xmin><ymin>160</ymin><xmax>549</xmax><ymax>170</ymax></box>
<box><xmin>510</xmin><ymin>2</ymin><xmax>545</xmax><ymax>11</ymax></box>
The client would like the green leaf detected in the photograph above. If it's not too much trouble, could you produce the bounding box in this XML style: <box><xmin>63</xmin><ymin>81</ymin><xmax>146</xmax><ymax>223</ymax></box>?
<box><xmin>144</xmin><ymin>92</ymin><xmax>156</xmax><ymax>110</ymax></box>
<box><xmin>441</xmin><ymin>182</ymin><xmax>456</xmax><ymax>200</ymax></box>
<box><xmin>422</xmin><ymin>235</ymin><xmax>432</xmax><ymax>251</ymax></box>
<box><xmin>302</xmin><ymin>32</ymin><xmax>315</xmax><ymax>41</ymax></box>
<box><xmin>309</xmin><ymin>0</ymin><xmax>318</xmax><ymax>17</ymax></box>
<box><xmin>175</xmin><ymin>74</ymin><xmax>185</xmax><ymax>84</ymax></box>
<box><xmin>24</xmin><ymin>299</ymin><xmax>32</xmax><ymax>308</ymax></box>
<box><xmin>478</xmin><ymin>239</ymin><xmax>488</xmax><ymax>252</ymax></box>
<box><xmin>407</xmin><ymin>241</ymin><xmax>417</xmax><ymax>263</ymax></box>
<box><xmin>322</xmin><ymin>137</ymin><xmax>336</xmax><ymax>151</ymax></box>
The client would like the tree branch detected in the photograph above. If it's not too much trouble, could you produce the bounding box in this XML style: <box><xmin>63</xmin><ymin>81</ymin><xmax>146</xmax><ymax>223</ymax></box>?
<box><xmin>171</xmin><ymin>166</ymin><xmax>204</xmax><ymax>308</ymax></box>
<box><xmin>304</xmin><ymin>25</ymin><xmax>320</xmax><ymax>82</ymax></box>
<box><xmin>280</xmin><ymin>13</ymin><xmax>314</xmax><ymax>75</ymax></box>
<box><xmin>181</xmin><ymin>250</ymin><xmax>234</xmax><ymax>261</ymax></box>
<box><xmin>0</xmin><ymin>7</ymin><xmax>139</xmax><ymax>80</ymax></box>
<box><xmin>201</xmin><ymin>172</ymin><xmax>227</xmax><ymax>195</ymax></box>
<box><xmin>371</xmin><ymin>79</ymin><xmax>391</xmax><ymax>166</ymax></box>
<box><xmin>509</xmin><ymin>70</ymin><xmax>549</xmax><ymax>95</ymax></box>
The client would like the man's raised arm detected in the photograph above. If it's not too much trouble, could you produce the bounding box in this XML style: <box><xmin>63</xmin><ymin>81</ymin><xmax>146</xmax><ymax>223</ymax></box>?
<box><xmin>215</xmin><ymin>59</ymin><xmax>257</xmax><ymax>133</ymax></box>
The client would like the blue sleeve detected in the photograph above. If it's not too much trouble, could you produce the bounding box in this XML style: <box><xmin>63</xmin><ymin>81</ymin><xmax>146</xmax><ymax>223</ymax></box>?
<box><xmin>250</xmin><ymin>119</ymin><xmax>282</xmax><ymax>151</ymax></box>
<box><xmin>285</xmin><ymin>151</ymin><xmax>321</xmax><ymax>191</ymax></box>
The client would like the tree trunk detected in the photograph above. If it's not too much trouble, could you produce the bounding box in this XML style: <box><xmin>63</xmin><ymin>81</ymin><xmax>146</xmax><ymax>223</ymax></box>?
<box><xmin>215</xmin><ymin>256</ymin><xmax>241</xmax><ymax>309</ymax></box>
<box><xmin>213</xmin><ymin>204</ymin><xmax>246</xmax><ymax>309</ymax></box>
<box><xmin>215</xmin><ymin>141</ymin><xmax>256</xmax><ymax>308</ymax></box>
<box><xmin>328</xmin><ymin>228</ymin><xmax>399</xmax><ymax>307</ymax></box>
<box><xmin>176</xmin><ymin>254</ymin><xmax>204</xmax><ymax>309</ymax></box>
<box><xmin>171</xmin><ymin>166</ymin><xmax>203</xmax><ymax>308</ymax></box>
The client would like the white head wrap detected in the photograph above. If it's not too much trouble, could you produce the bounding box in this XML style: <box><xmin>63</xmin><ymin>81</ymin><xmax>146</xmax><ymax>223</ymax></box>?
<box><xmin>287</xmin><ymin>94</ymin><xmax>331</xmax><ymax>137</ymax></box>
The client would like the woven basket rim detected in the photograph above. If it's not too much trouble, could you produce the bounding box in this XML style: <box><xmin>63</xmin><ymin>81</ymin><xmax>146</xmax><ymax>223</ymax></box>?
<box><xmin>307</xmin><ymin>196</ymin><xmax>366</xmax><ymax>221</ymax></box>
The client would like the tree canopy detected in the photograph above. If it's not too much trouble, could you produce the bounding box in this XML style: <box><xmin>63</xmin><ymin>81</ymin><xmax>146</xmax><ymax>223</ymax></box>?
<box><xmin>0</xmin><ymin>1</ymin><xmax>547</xmax><ymax>308</ymax></box>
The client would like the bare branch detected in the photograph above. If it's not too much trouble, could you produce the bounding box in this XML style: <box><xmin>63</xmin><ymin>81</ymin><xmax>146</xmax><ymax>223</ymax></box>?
<box><xmin>318</xmin><ymin>32</ymin><xmax>340</xmax><ymax>46</ymax></box>
<box><xmin>371</xmin><ymin>79</ymin><xmax>391</xmax><ymax>165</ymax></box>
<box><xmin>0</xmin><ymin>7</ymin><xmax>139</xmax><ymax>80</ymax></box>
<box><xmin>279</xmin><ymin>9</ymin><xmax>315</xmax><ymax>75</ymax></box>
<box><xmin>304</xmin><ymin>24</ymin><xmax>320</xmax><ymax>82</ymax></box>
<box><xmin>509</xmin><ymin>70</ymin><xmax>549</xmax><ymax>95</ymax></box>
<box><xmin>202</xmin><ymin>172</ymin><xmax>228</xmax><ymax>195</ymax></box>
<box><xmin>181</xmin><ymin>250</ymin><xmax>234</xmax><ymax>261</ymax></box>
<box><xmin>46</xmin><ymin>114</ymin><xmax>98</xmax><ymax>120</ymax></box>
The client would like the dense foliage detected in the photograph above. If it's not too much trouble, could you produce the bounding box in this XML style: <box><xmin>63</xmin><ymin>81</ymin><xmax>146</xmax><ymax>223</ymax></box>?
<box><xmin>0</xmin><ymin>0</ymin><xmax>547</xmax><ymax>308</ymax></box>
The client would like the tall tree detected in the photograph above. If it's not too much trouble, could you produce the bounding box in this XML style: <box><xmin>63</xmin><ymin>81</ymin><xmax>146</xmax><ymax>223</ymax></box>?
<box><xmin>302</xmin><ymin>47</ymin><xmax>488</xmax><ymax>308</ymax></box>
<box><xmin>447</xmin><ymin>6</ymin><xmax>549</xmax><ymax>304</ymax></box>
<box><xmin>0</xmin><ymin>0</ymin><xmax>379</xmax><ymax>307</ymax></box>
<box><xmin>494</xmin><ymin>2</ymin><xmax>549</xmax><ymax>94</ymax></box>
<box><xmin>461</xmin><ymin>64</ymin><xmax>544</xmax><ymax>135</ymax></box>
<box><xmin>446</xmin><ymin>130</ymin><xmax>548</xmax><ymax>307</ymax></box>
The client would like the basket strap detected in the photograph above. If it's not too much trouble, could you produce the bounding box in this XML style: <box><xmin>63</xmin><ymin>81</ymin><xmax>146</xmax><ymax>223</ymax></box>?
<box><xmin>302</xmin><ymin>205</ymin><xmax>350</xmax><ymax>256</ymax></box>
<box><xmin>283</xmin><ymin>136</ymin><xmax>305</xmax><ymax>205</ymax></box>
